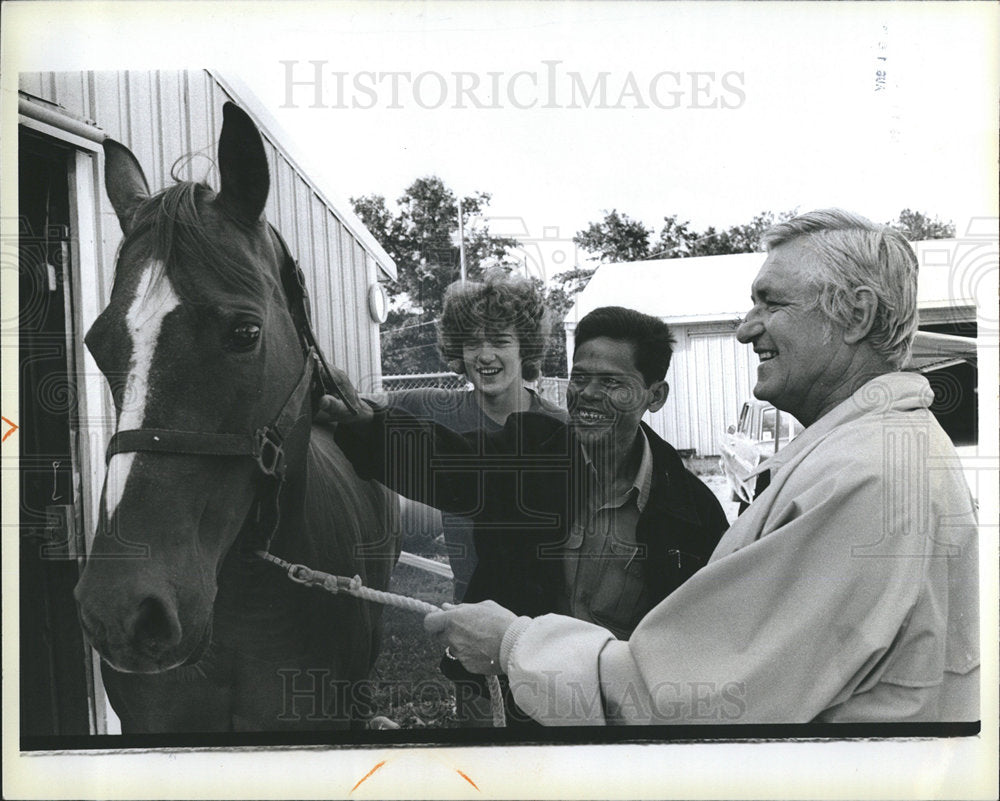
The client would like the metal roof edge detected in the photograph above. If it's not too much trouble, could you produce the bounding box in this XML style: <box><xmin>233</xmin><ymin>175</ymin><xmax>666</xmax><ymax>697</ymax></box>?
<box><xmin>208</xmin><ymin>70</ymin><xmax>397</xmax><ymax>281</ymax></box>
<box><xmin>600</xmin><ymin>251</ymin><xmax>767</xmax><ymax>270</ymax></box>
<box><xmin>563</xmin><ymin>312</ymin><xmax>745</xmax><ymax>329</ymax></box>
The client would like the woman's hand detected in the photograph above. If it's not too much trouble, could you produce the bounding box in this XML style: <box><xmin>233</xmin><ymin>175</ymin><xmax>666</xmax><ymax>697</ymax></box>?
<box><xmin>314</xmin><ymin>365</ymin><xmax>372</xmax><ymax>424</ymax></box>
<box><xmin>424</xmin><ymin>601</ymin><xmax>518</xmax><ymax>675</ymax></box>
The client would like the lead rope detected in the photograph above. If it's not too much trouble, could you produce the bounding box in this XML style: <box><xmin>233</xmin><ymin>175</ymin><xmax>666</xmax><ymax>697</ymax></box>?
<box><xmin>256</xmin><ymin>550</ymin><xmax>507</xmax><ymax>728</ymax></box>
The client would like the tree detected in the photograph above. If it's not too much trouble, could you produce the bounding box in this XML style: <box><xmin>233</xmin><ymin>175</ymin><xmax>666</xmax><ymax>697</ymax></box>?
<box><xmin>556</xmin><ymin>209</ymin><xmax>657</xmax><ymax>317</ymax></box>
<box><xmin>889</xmin><ymin>209</ymin><xmax>955</xmax><ymax>240</ymax></box>
<box><xmin>563</xmin><ymin>208</ymin><xmax>799</xmax><ymax>304</ymax></box>
<box><xmin>354</xmin><ymin>177</ymin><xmax>521</xmax><ymax>318</ymax></box>
<box><xmin>539</xmin><ymin>282</ymin><xmax>573</xmax><ymax>377</ymax></box>
<box><xmin>685</xmin><ymin>210</ymin><xmax>800</xmax><ymax>256</ymax></box>
<box><xmin>650</xmin><ymin>215</ymin><xmax>699</xmax><ymax>258</ymax></box>
<box><xmin>572</xmin><ymin>209</ymin><xmax>654</xmax><ymax>263</ymax></box>
<box><xmin>377</xmin><ymin>308</ymin><xmax>443</xmax><ymax>376</ymax></box>
<box><xmin>352</xmin><ymin>177</ymin><xmax>522</xmax><ymax>374</ymax></box>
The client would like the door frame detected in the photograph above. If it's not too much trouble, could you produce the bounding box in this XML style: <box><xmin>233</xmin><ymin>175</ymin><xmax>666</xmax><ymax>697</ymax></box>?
<box><xmin>19</xmin><ymin>99</ymin><xmax>114</xmax><ymax>735</ymax></box>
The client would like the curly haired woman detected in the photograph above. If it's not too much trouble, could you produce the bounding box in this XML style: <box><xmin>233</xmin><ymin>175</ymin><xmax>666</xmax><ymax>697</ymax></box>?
<box><xmin>386</xmin><ymin>270</ymin><xmax>565</xmax><ymax>601</ymax></box>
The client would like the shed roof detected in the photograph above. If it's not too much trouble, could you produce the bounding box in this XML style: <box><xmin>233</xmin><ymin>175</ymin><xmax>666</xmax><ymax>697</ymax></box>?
<box><xmin>564</xmin><ymin>239</ymin><xmax>979</xmax><ymax>327</ymax></box>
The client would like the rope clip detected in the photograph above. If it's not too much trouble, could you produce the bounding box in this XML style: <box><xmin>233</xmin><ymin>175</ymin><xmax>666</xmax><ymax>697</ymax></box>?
<box><xmin>287</xmin><ymin>564</ymin><xmax>361</xmax><ymax>594</ymax></box>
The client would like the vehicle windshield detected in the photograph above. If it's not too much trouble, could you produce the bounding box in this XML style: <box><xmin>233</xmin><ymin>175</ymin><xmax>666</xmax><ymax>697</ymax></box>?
<box><xmin>762</xmin><ymin>408</ymin><xmax>796</xmax><ymax>441</ymax></box>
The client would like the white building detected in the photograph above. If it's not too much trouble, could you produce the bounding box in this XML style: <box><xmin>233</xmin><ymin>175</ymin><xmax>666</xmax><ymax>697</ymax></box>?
<box><xmin>564</xmin><ymin>241</ymin><xmax>979</xmax><ymax>456</ymax></box>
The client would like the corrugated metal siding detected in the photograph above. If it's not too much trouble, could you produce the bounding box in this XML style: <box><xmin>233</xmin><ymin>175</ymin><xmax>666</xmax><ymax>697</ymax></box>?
<box><xmin>19</xmin><ymin>69</ymin><xmax>383</xmax><ymax>388</ymax></box>
<box><xmin>643</xmin><ymin>323</ymin><xmax>760</xmax><ymax>456</ymax></box>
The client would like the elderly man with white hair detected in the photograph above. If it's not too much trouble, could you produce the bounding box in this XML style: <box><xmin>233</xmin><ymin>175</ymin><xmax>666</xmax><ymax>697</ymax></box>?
<box><xmin>420</xmin><ymin>208</ymin><xmax>979</xmax><ymax>725</ymax></box>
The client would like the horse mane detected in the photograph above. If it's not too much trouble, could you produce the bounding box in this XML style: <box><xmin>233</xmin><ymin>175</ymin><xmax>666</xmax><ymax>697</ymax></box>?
<box><xmin>121</xmin><ymin>181</ymin><xmax>274</xmax><ymax>307</ymax></box>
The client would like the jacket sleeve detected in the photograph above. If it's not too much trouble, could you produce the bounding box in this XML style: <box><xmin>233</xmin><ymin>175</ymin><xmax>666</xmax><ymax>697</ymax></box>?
<box><xmin>334</xmin><ymin>409</ymin><xmax>562</xmax><ymax>518</ymax></box>
<box><xmin>333</xmin><ymin>406</ymin><xmax>489</xmax><ymax>514</ymax></box>
<box><xmin>500</xmin><ymin>443</ymin><xmax>964</xmax><ymax>725</ymax></box>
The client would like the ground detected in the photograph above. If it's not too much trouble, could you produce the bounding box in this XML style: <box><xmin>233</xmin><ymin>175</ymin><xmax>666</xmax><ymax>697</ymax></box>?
<box><xmin>370</xmin><ymin>456</ymin><xmax>734</xmax><ymax>728</ymax></box>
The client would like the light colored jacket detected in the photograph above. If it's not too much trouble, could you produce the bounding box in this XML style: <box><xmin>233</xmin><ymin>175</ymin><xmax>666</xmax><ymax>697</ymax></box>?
<box><xmin>500</xmin><ymin>373</ymin><xmax>980</xmax><ymax>725</ymax></box>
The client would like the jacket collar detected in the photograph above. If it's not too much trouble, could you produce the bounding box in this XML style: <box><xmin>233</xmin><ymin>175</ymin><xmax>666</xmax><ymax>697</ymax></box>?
<box><xmin>752</xmin><ymin>372</ymin><xmax>934</xmax><ymax>482</ymax></box>
<box><xmin>639</xmin><ymin>421</ymin><xmax>703</xmax><ymax>526</ymax></box>
<box><xmin>541</xmin><ymin>418</ymin><xmax>706</xmax><ymax>527</ymax></box>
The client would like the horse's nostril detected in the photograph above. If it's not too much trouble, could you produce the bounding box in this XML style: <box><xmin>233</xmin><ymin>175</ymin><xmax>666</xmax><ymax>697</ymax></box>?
<box><xmin>129</xmin><ymin>596</ymin><xmax>181</xmax><ymax>657</ymax></box>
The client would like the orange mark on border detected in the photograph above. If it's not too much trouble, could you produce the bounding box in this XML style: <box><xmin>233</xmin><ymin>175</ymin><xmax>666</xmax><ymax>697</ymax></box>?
<box><xmin>350</xmin><ymin>760</ymin><xmax>387</xmax><ymax>793</ymax></box>
<box><xmin>1</xmin><ymin>416</ymin><xmax>18</xmax><ymax>444</ymax></box>
<box><xmin>456</xmin><ymin>770</ymin><xmax>480</xmax><ymax>791</ymax></box>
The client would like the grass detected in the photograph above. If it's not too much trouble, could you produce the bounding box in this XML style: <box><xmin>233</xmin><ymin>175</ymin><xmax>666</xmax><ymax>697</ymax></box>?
<box><xmin>370</xmin><ymin>562</ymin><xmax>459</xmax><ymax>728</ymax></box>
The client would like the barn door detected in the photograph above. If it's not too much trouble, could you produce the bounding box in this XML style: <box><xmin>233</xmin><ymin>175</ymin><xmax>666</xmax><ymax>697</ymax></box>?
<box><xmin>19</xmin><ymin>128</ymin><xmax>94</xmax><ymax>739</ymax></box>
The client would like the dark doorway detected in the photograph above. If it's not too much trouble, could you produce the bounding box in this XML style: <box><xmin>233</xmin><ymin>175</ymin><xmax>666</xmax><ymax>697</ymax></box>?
<box><xmin>917</xmin><ymin>322</ymin><xmax>978</xmax><ymax>448</ymax></box>
<box><xmin>19</xmin><ymin>128</ymin><xmax>93</xmax><ymax>738</ymax></box>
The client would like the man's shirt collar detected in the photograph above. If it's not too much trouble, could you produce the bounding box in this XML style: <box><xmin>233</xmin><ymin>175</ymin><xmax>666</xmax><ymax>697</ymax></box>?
<box><xmin>579</xmin><ymin>428</ymin><xmax>654</xmax><ymax>513</ymax></box>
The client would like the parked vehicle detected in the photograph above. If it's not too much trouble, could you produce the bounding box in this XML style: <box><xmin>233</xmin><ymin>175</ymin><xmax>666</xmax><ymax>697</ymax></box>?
<box><xmin>719</xmin><ymin>331</ymin><xmax>978</xmax><ymax>506</ymax></box>
<box><xmin>719</xmin><ymin>400</ymin><xmax>803</xmax><ymax>504</ymax></box>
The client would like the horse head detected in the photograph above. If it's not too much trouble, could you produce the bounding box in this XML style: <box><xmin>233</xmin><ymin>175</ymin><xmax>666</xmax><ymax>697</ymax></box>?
<box><xmin>75</xmin><ymin>103</ymin><xmax>315</xmax><ymax>673</ymax></box>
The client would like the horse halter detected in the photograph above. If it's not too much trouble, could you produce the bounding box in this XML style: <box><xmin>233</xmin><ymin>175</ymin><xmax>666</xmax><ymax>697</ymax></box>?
<box><xmin>104</xmin><ymin>223</ymin><xmax>344</xmax><ymax>551</ymax></box>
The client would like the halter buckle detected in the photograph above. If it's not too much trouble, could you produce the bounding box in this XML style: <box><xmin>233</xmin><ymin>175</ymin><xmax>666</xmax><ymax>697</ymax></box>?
<box><xmin>254</xmin><ymin>427</ymin><xmax>286</xmax><ymax>478</ymax></box>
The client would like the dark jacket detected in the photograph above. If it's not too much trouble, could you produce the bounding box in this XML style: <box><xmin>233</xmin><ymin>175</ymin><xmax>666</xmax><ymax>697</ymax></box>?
<box><xmin>336</xmin><ymin>409</ymin><xmax>729</xmax><ymax>621</ymax></box>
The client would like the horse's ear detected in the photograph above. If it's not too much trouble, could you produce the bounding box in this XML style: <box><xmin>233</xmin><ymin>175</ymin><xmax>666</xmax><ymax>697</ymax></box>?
<box><xmin>216</xmin><ymin>102</ymin><xmax>270</xmax><ymax>225</ymax></box>
<box><xmin>103</xmin><ymin>138</ymin><xmax>150</xmax><ymax>235</ymax></box>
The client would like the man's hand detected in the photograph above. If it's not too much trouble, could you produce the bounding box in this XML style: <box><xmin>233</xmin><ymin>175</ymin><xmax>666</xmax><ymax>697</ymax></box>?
<box><xmin>314</xmin><ymin>365</ymin><xmax>373</xmax><ymax>424</ymax></box>
<box><xmin>424</xmin><ymin>601</ymin><xmax>518</xmax><ymax>675</ymax></box>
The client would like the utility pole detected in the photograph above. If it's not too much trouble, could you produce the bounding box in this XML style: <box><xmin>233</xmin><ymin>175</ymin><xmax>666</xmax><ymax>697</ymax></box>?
<box><xmin>457</xmin><ymin>195</ymin><xmax>467</xmax><ymax>282</ymax></box>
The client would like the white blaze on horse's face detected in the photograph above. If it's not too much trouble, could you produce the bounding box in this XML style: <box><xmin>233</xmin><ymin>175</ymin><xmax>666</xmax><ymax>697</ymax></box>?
<box><xmin>104</xmin><ymin>259</ymin><xmax>180</xmax><ymax>522</ymax></box>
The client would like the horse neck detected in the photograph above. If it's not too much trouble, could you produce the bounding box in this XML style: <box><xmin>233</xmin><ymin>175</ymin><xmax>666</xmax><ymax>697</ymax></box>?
<box><xmin>270</xmin><ymin>443</ymin><xmax>310</xmax><ymax>555</ymax></box>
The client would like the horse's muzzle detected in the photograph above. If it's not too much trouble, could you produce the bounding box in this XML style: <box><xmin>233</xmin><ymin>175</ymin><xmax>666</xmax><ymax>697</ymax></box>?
<box><xmin>77</xmin><ymin>588</ymin><xmax>210</xmax><ymax>674</ymax></box>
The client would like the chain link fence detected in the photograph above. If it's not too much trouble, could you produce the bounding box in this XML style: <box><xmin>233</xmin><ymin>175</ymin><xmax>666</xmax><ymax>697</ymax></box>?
<box><xmin>381</xmin><ymin>372</ymin><xmax>569</xmax><ymax>411</ymax></box>
<box><xmin>537</xmin><ymin>376</ymin><xmax>568</xmax><ymax>410</ymax></box>
<box><xmin>380</xmin><ymin>372</ymin><xmax>470</xmax><ymax>392</ymax></box>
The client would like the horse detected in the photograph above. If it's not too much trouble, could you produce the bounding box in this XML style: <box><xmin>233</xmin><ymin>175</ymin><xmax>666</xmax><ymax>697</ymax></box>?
<box><xmin>73</xmin><ymin>102</ymin><xmax>401</xmax><ymax>733</ymax></box>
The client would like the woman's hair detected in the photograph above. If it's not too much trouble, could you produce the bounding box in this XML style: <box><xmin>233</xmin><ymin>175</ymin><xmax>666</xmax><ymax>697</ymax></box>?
<box><xmin>438</xmin><ymin>270</ymin><xmax>548</xmax><ymax>380</ymax></box>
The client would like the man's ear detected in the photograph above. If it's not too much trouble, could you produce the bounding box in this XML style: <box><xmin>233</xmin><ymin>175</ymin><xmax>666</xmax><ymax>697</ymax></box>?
<box><xmin>843</xmin><ymin>286</ymin><xmax>879</xmax><ymax>344</ymax></box>
<box><xmin>647</xmin><ymin>380</ymin><xmax>669</xmax><ymax>412</ymax></box>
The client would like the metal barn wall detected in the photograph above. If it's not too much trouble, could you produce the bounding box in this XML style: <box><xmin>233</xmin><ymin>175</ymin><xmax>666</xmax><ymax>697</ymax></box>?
<box><xmin>18</xmin><ymin>70</ymin><xmax>387</xmax><ymax>391</ymax></box>
<box><xmin>643</xmin><ymin>323</ymin><xmax>759</xmax><ymax>457</ymax></box>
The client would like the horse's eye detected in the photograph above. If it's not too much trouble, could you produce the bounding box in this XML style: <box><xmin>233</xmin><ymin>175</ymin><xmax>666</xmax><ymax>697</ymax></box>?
<box><xmin>227</xmin><ymin>322</ymin><xmax>261</xmax><ymax>351</ymax></box>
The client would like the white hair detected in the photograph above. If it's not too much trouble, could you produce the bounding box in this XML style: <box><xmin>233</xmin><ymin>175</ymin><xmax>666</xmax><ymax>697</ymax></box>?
<box><xmin>762</xmin><ymin>209</ymin><xmax>919</xmax><ymax>368</ymax></box>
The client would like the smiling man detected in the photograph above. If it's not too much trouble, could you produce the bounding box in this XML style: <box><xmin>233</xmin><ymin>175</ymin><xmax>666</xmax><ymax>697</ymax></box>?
<box><xmin>548</xmin><ymin>307</ymin><xmax>725</xmax><ymax>639</ymax></box>
<box><xmin>323</xmin><ymin>305</ymin><xmax>728</xmax><ymax>723</ymax></box>
<box><xmin>415</xmin><ymin>209</ymin><xmax>979</xmax><ymax>725</ymax></box>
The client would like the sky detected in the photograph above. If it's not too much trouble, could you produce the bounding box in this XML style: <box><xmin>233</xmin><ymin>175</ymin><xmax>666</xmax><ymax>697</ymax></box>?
<box><xmin>4</xmin><ymin>1</ymin><xmax>998</xmax><ymax>284</ymax></box>
<box><xmin>242</xmin><ymin>3</ymin><xmax>997</xmax><ymax>278</ymax></box>
<box><xmin>233</xmin><ymin>1</ymin><xmax>998</xmax><ymax>284</ymax></box>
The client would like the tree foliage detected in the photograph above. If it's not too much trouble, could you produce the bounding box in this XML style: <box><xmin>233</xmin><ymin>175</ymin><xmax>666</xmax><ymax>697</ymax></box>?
<box><xmin>353</xmin><ymin>177</ymin><xmax>521</xmax><ymax>318</ymax></box>
<box><xmin>353</xmin><ymin>177</ymin><xmax>529</xmax><ymax>375</ymax></box>
<box><xmin>573</xmin><ymin>209</ymin><xmax>654</xmax><ymax>263</ymax></box>
<box><xmin>355</xmin><ymin>186</ymin><xmax>956</xmax><ymax>380</ymax></box>
<box><xmin>561</xmin><ymin>207</ymin><xmax>955</xmax><ymax>306</ymax></box>
<box><xmin>560</xmin><ymin>208</ymin><xmax>798</xmax><ymax>308</ymax></box>
<box><xmin>888</xmin><ymin>208</ymin><xmax>955</xmax><ymax>240</ymax></box>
